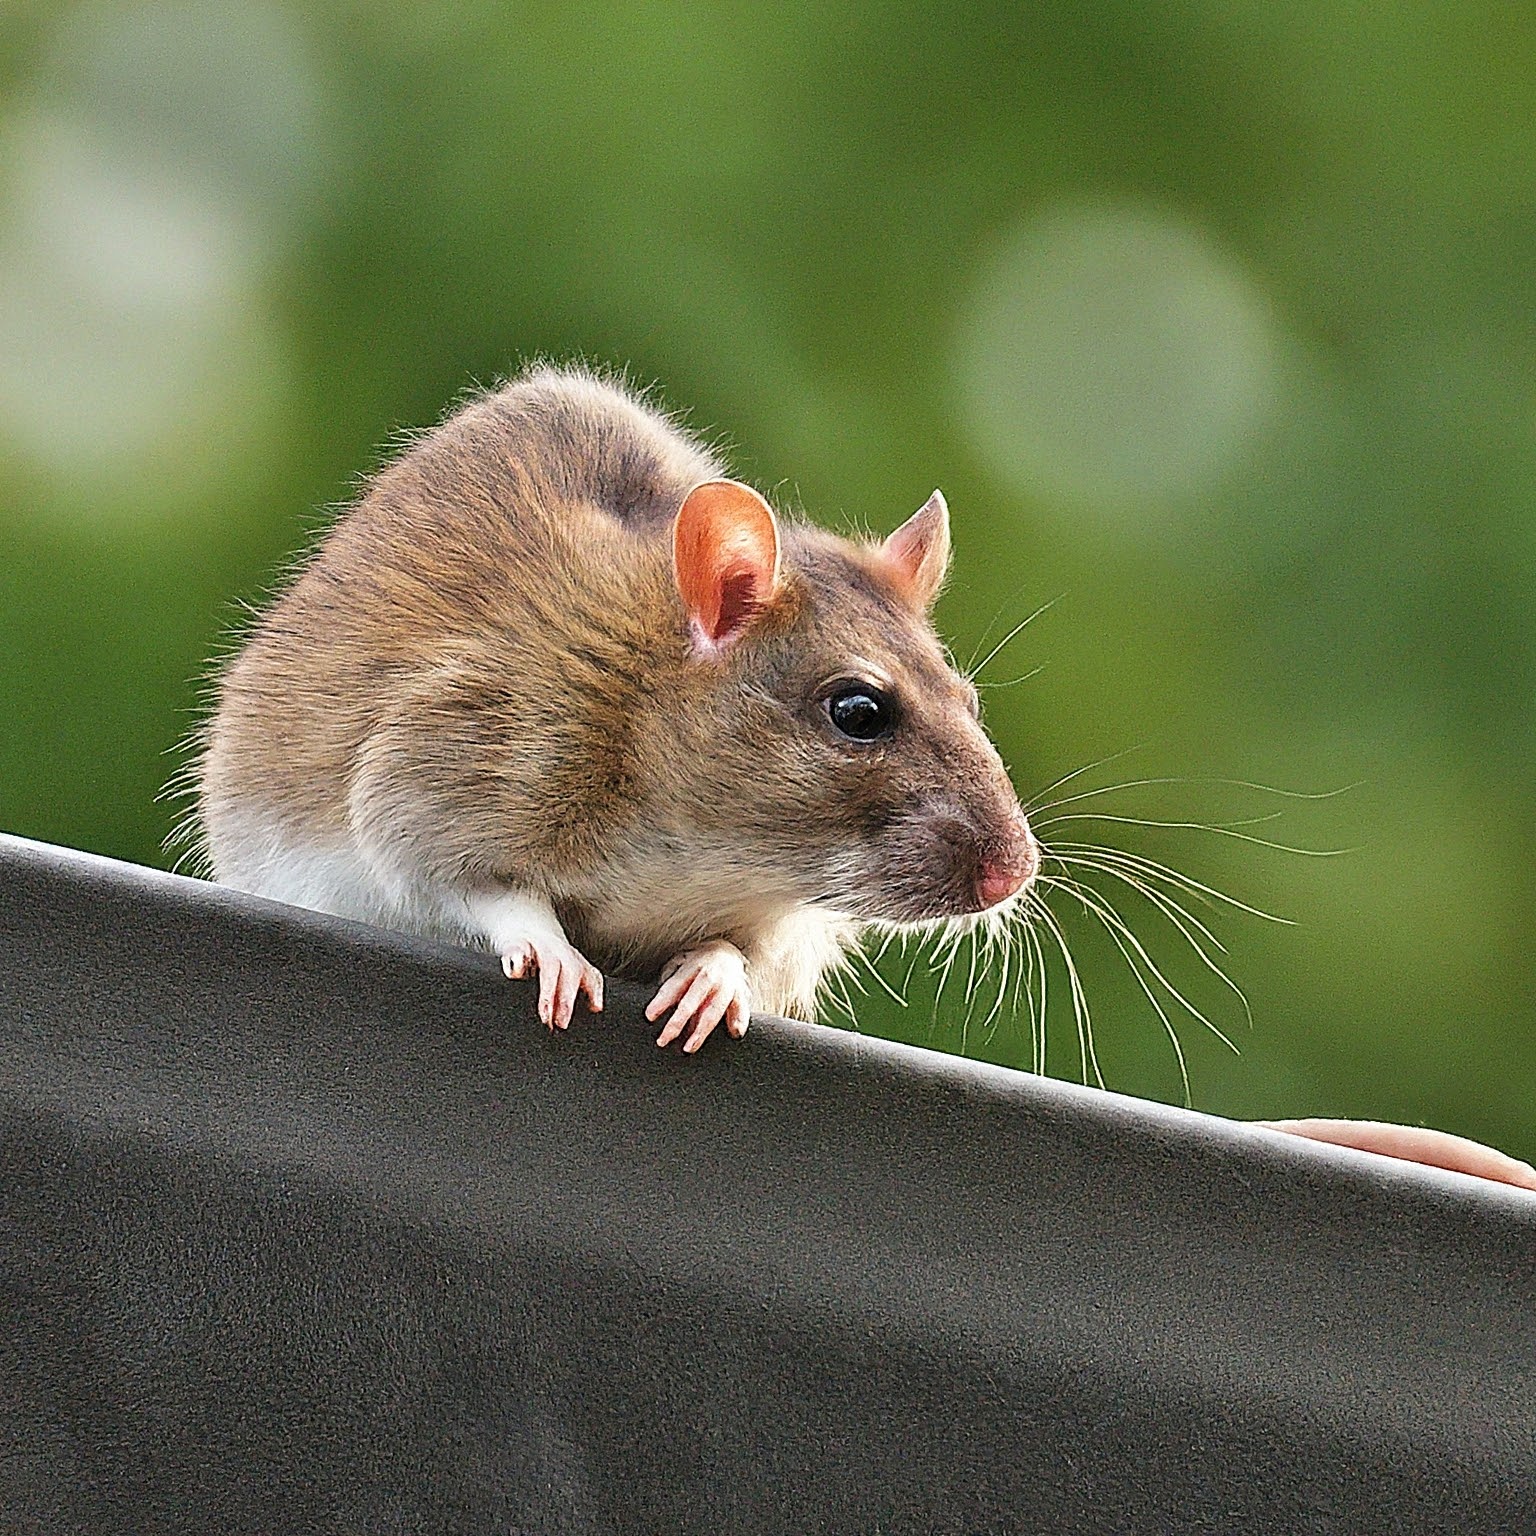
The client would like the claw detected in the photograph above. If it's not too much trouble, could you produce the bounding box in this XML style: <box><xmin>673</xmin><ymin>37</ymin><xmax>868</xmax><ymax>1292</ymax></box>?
<box><xmin>469</xmin><ymin>888</ymin><xmax>603</xmax><ymax>1033</ymax></box>
<box><xmin>498</xmin><ymin>937</ymin><xmax>601</xmax><ymax>1030</ymax></box>
<box><xmin>647</xmin><ymin>941</ymin><xmax>751</xmax><ymax>1055</ymax></box>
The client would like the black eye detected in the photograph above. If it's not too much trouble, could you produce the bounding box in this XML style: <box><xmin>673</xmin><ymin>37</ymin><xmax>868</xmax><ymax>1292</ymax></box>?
<box><xmin>826</xmin><ymin>683</ymin><xmax>894</xmax><ymax>742</ymax></box>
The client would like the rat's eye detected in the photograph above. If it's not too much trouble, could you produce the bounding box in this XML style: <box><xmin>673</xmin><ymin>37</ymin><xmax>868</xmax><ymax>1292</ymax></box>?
<box><xmin>825</xmin><ymin>682</ymin><xmax>895</xmax><ymax>742</ymax></box>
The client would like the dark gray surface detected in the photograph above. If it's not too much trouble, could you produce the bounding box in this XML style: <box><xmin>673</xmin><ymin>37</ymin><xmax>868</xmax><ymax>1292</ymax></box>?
<box><xmin>0</xmin><ymin>831</ymin><xmax>1532</xmax><ymax>1534</ymax></box>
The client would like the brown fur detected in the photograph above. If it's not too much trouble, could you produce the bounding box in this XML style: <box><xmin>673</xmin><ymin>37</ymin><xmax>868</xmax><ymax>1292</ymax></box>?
<box><xmin>196</xmin><ymin>365</ymin><xmax>1032</xmax><ymax>1019</ymax></box>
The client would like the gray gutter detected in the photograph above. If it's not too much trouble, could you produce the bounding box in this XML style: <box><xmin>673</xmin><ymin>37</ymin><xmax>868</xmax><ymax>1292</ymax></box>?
<box><xmin>1</xmin><ymin>832</ymin><xmax>1532</xmax><ymax>1533</ymax></box>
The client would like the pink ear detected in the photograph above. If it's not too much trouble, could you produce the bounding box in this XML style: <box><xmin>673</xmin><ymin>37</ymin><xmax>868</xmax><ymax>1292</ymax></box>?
<box><xmin>881</xmin><ymin>490</ymin><xmax>951</xmax><ymax>609</ymax></box>
<box><xmin>673</xmin><ymin>480</ymin><xmax>781</xmax><ymax>655</ymax></box>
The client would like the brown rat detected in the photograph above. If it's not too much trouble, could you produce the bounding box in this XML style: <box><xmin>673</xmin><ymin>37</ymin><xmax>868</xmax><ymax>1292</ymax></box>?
<box><xmin>193</xmin><ymin>364</ymin><xmax>1040</xmax><ymax>1051</ymax></box>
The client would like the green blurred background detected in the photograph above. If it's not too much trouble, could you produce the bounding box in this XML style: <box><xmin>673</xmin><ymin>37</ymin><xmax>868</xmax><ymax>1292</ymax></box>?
<box><xmin>2</xmin><ymin>1</ymin><xmax>1533</xmax><ymax>1157</ymax></box>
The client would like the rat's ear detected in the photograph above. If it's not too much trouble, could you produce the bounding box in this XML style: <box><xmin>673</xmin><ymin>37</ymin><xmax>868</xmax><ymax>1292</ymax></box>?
<box><xmin>881</xmin><ymin>490</ymin><xmax>951</xmax><ymax>609</ymax></box>
<box><xmin>673</xmin><ymin>479</ymin><xmax>781</xmax><ymax>655</ymax></box>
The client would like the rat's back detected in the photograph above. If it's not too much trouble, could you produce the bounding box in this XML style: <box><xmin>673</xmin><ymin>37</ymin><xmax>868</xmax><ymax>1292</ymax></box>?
<box><xmin>473</xmin><ymin>365</ymin><xmax>727</xmax><ymax>530</ymax></box>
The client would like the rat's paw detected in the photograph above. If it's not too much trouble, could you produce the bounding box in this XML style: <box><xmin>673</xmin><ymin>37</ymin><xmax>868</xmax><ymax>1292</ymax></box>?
<box><xmin>468</xmin><ymin>887</ymin><xmax>602</xmax><ymax>1033</ymax></box>
<box><xmin>646</xmin><ymin>941</ymin><xmax>751</xmax><ymax>1055</ymax></box>
<box><xmin>501</xmin><ymin>936</ymin><xmax>604</xmax><ymax>1031</ymax></box>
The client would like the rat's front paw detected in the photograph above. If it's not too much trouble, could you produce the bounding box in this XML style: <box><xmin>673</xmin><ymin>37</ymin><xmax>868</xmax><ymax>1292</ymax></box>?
<box><xmin>501</xmin><ymin>936</ymin><xmax>604</xmax><ymax>1031</ymax></box>
<box><xmin>468</xmin><ymin>887</ymin><xmax>604</xmax><ymax>1032</ymax></box>
<box><xmin>646</xmin><ymin>940</ymin><xmax>751</xmax><ymax>1054</ymax></box>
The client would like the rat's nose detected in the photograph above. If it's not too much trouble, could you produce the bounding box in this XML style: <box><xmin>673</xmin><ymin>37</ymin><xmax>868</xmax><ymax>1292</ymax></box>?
<box><xmin>976</xmin><ymin>865</ymin><xmax>1027</xmax><ymax>908</ymax></box>
<box><xmin>974</xmin><ymin>811</ymin><xmax>1040</xmax><ymax>910</ymax></box>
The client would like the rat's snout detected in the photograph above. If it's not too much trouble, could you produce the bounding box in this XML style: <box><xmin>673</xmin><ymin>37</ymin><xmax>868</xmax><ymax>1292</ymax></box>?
<box><xmin>974</xmin><ymin>807</ymin><xmax>1040</xmax><ymax>911</ymax></box>
<box><xmin>850</xmin><ymin>774</ymin><xmax>1041</xmax><ymax>925</ymax></box>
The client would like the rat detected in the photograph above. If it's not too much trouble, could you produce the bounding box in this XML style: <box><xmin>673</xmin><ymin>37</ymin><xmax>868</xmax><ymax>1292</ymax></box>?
<box><xmin>192</xmin><ymin>364</ymin><xmax>1040</xmax><ymax>1053</ymax></box>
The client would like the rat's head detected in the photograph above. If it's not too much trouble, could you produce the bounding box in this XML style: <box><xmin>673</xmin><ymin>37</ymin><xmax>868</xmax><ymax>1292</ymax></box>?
<box><xmin>666</xmin><ymin>479</ymin><xmax>1040</xmax><ymax>927</ymax></box>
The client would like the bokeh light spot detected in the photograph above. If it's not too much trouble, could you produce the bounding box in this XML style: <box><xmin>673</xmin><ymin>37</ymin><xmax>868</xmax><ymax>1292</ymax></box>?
<box><xmin>952</xmin><ymin>200</ymin><xmax>1282</xmax><ymax>520</ymax></box>
<box><xmin>0</xmin><ymin>0</ymin><xmax>329</xmax><ymax>494</ymax></box>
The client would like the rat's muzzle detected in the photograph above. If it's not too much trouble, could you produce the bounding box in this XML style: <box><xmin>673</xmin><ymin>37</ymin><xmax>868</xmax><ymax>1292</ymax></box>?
<box><xmin>971</xmin><ymin>806</ymin><xmax>1040</xmax><ymax>912</ymax></box>
<box><xmin>853</xmin><ymin>797</ymin><xmax>1040</xmax><ymax>924</ymax></box>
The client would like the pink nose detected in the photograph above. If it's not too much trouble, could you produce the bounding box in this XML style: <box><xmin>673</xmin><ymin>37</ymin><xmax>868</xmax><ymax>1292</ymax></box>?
<box><xmin>975</xmin><ymin>816</ymin><xmax>1040</xmax><ymax>910</ymax></box>
<box><xmin>976</xmin><ymin>864</ymin><xmax>1028</xmax><ymax>908</ymax></box>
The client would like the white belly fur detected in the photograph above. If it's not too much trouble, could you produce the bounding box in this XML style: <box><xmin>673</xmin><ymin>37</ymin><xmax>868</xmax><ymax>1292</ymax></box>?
<box><xmin>209</xmin><ymin>811</ymin><xmax>476</xmax><ymax>947</ymax></box>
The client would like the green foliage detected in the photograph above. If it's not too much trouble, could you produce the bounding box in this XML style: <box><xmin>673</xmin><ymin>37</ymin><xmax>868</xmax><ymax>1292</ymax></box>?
<box><xmin>3</xmin><ymin>0</ymin><xmax>1533</xmax><ymax>1155</ymax></box>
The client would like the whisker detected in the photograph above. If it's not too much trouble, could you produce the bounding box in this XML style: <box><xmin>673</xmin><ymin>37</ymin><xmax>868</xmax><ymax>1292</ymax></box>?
<box><xmin>1030</xmin><ymin>892</ymin><xmax>1104</xmax><ymax>1089</ymax></box>
<box><xmin>975</xmin><ymin>663</ymin><xmax>1047</xmax><ymax>692</ymax></box>
<box><xmin>1051</xmin><ymin>846</ymin><xmax>1229</xmax><ymax>951</ymax></box>
<box><xmin>1034</xmin><ymin>811</ymin><xmax>1350</xmax><ymax>858</ymax></box>
<box><xmin>981</xmin><ymin>914</ymin><xmax>1014</xmax><ymax>1038</ymax></box>
<box><xmin>1050</xmin><ymin>839</ymin><xmax>1294</xmax><ymax>925</ymax></box>
<box><xmin>1023</xmin><ymin>745</ymin><xmax>1150</xmax><ymax>817</ymax></box>
<box><xmin>899</xmin><ymin>930</ymin><xmax>926</xmax><ymax>1001</ymax></box>
<box><xmin>816</xmin><ymin>971</ymin><xmax>853</xmax><ymax>1028</ymax></box>
<box><xmin>1042</xmin><ymin>875</ymin><xmax>1194</xmax><ymax>1107</ymax></box>
<box><xmin>1026</xmin><ymin>917</ymin><xmax>1049</xmax><ymax>1075</ymax></box>
<box><xmin>854</xmin><ymin>944</ymin><xmax>910</xmax><ymax>1009</ymax></box>
<box><xmin>932</xmin><ymin>915</ymin><xmax>971</xmax><ymax>1016</ymax></box>
<box><xmin>827</xmin><ymin>966</ymin><xmax>862</xmax><ymax>1030</ymax></box>
<box><xmin>869</xmin><ymin>926</ymin><xmax>900</xmax><ymax>968</ymax></box>
<box><xmin>1041</xmin><ymin>873</ymin><xmax>1241</xmax><ymax>1058</ymax></box>
<box><xmin>1042</xmin><ymin>806</ymin><xmax>1290</xmax><ymax>832</ymax></box>
<box><xmin>1007</xmin><ymin>903</ymin><xmax>1044</xmax><ymax>1062</ymax></box>
<box><xmin>962</xmin><ymin>602</ymin><xmax>1011</xmax><ymax>676</ymax></box>
<box><xmin>959</xmin><ymin>928</ymin><xmax>978</xmax><ymax>1058</ymax></box>
<box><xmin>1012</xmin><ymin>911</ymin><xmax>1041</xmax><ymax>1073</ymax></box>
<box><xmin>1029</xmin><ymin>775</ymin><xmax>1357</xmax><ymax>819</ymax></box>
<box><xmin>966</xmin><ymin>596</ymin><xmax>1060</xmax><ymax>682</ymax></box>
<box><xmin>1048</xmin><ymin>850</ymin><xmax>1254</xmax><ymax>1032</ymax></box>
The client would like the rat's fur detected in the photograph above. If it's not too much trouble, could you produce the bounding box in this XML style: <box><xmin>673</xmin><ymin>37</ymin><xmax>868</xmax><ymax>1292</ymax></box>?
<box><xmin>195</xmin><ymin>365</ymin><xmax>1033</xmax><ymax>1020</ymax></box>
